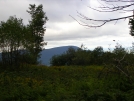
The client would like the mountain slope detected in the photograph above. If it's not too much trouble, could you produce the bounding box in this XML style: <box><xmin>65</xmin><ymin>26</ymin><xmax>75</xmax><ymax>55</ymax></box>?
<box><xmin>39</xmin><ymin>46</ymin><xmax>79</xmax><ymax>66</ymax></box>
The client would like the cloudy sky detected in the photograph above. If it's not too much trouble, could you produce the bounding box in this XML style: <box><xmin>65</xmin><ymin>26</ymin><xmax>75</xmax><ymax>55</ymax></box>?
<box><xmin>0</xmin><ymin>0</ymin><xmax>134</xmax><ymax>50</ymax></box>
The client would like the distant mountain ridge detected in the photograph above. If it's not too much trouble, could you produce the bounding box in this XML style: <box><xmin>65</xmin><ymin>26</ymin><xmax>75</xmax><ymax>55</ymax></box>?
<box><xmin>0</xmin><ymin>46</ymin><xmax>79</xmax><ymax>66</ymax></box>
<box><xmin>39</xmin><ymin>46</ymin><xmax>79</xmax><ymax>66</ymax></box>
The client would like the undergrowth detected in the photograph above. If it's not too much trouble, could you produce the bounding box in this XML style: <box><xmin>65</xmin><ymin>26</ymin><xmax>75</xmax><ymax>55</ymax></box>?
<box><xmin>0</xmin><ymin>65</ymin><xmax>134</xmax><ymax>101</ymax></box>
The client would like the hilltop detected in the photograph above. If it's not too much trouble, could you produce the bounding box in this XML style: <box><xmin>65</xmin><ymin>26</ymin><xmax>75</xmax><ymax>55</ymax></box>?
<box><xmin>39</xmin><ymin>46</ymin><xmax>79</xmax><ymax>66</ymax></box>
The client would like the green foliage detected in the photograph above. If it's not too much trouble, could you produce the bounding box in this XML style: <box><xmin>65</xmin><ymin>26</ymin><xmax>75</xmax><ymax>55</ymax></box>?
<box><xmin>27</xmin><ymin>4</ymin><xmax>48</xmax><ymax>64</ymax></box>
<box><xmin>50</xmin><ymin>47</ymin><xmax>77</xmax><ymax>66</ymax></box>
<box><xmin>50</xmin><ymin>43</ymin><xmax>134</xmax><ymax>87</ymax></box>
<box><xmin>0</xmin><ymin>4</ymin><xmax>48</xmax><ymax>67</ymax></box>
<box><xmin>0</xmin><ymin>16</ymin><xmax>25</xmax><ymax>67</ymax></box>
<box><xmin>129</xmin><ymin>18</ymin><xmax>134</xmax><ymax>36</ymax></box>
<box><xmin>91</xmin><ymin>46</ymin><xmax>104</xmax><ymax>65</ymax></box>
<box><xmin>73</xmin><ymin>49</ymin><xmax>91</xmax><ymax>65</ymax></box>
<box><xmin>0</xmin><ymin>65</ymin><xmax>134</xmax><ymax>101</ymax></box>
<box><xmin>50</xmin><ymin>43</ymin><xmax>134</xmax><ymax>69</ymax></box>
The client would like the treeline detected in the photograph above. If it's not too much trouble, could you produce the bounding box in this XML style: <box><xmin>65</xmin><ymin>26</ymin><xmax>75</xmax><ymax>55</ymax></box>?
<box><xmin>0</xmin><ymin>4</ymin><xmax>48</xmax><ymax>67</ymax></box>
<box><xmin>51</xmin><ymin>43</ymin><xmax>134</xmax><ymax>66</ymax></box>
<box><xmin>50</xmin><ymin>15</ymin><xmax>134</xmax><ymax>67</ymax></box>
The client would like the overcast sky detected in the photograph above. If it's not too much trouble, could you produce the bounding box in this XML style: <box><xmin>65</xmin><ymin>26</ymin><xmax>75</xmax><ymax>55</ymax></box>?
<box><xmin>0</xmin><ymin>0</ymin><xmax>134</xmax><ymax>50</ymax></box>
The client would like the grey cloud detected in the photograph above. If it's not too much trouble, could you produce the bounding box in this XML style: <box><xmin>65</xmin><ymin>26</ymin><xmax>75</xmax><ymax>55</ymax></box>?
<box><xmin>44</xmin><ymin>26</ymin><xmax>124</xmax><ymax>41</ymax></box>
<box><xmin>0</xmin><ymin>0</ymin><xmax>132</xmax><ymax>49</ymax></box>
<box><xmin>39</xmin><ymin>0</ymin><xmax>91</xmax><ymax>23</ymax></box>
<box><xmin>44</xmin><ymin>17</ymin><xmax>129</xmax><ymax>42</ymax></box>
<box><xmin>0</xmin><ymin>0</ymin><xmax>89</xmax><ymax>23</ymax></box>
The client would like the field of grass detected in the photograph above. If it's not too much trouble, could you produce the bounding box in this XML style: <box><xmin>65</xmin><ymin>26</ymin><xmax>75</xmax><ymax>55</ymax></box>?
<box><xmin>0</xmin><ymin>65</ymin><xmax>134</xmax><ymax>101</ymax></box>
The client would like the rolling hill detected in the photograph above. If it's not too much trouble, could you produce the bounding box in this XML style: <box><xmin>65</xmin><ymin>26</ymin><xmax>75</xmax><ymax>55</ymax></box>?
<box><xmin>39</xmin><ymin>46</ymin><xmax>79</xmax><ymax>66</ymax></box>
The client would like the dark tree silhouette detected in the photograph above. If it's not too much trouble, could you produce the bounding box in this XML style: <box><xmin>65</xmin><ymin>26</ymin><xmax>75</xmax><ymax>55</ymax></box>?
<box><xmin>27</xmin><ymin>4</ymin><xmax>48</xmax><ymax>64</ymax></box>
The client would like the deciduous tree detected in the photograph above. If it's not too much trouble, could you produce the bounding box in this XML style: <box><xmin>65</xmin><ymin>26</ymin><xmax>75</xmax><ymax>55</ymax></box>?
<box><xmin>0</xmin><ymin>4</ymin><xmax>48</xmax><ymax>67</ymax></box>
<box><xmin>0</xmin><ymin>16</ymin><xmax>25</xmax><ymax>66</ymax></box>
<box><xmin>27</xmin><ymin>4</ymin><xmax>48</xmax><ymax>64</ymax></box>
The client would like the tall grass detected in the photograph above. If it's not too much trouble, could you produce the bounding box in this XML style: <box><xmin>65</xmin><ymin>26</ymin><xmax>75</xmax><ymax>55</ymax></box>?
<box><xmin>0</xmin><ymin>65</ymin><xmax>134</xmax><ymax>101</ymax></box>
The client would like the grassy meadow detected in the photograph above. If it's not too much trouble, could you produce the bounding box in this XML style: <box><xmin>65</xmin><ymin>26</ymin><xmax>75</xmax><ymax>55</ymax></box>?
<box><xmin>0</xmin><ymin>65</ymin><xmax>134</xmax><ymax>101</ymax></box>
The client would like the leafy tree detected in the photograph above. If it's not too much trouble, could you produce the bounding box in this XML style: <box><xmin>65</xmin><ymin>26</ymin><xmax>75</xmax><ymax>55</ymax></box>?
<box><xmin>73</xmin><ymin>49</ymin><xmax>91</xmax><ymax>66</ymax></box>
<box><xmin>50</xmin><ymin>47</ymin><xmax>76</xmax><ymax>66</ymax></box>
<box><xmin>102</xmin><ymin>51</ymin><xmax>114</xmax><ymax>64</ymax></box>
<box><xmin>91</xmin><ymin>46</ymin><xmax>104</xmax><ymax>65</ymax></box>
<box><xmin>50</xmin><ymin>44</ymin><xmax>134</xmax><ymax>67</ymax></box>
<box><xmin>129</xmin><ymin>17</ymin><xmax>134</xmax><ymax>36</ymax></box>
<box><xmin>50</xmin><ymin>54</ymin><xmax>68</xmax><ymax>66</ymax></box>
<box><xmin>0</xmin><ymin>16</ymin><xmax>25</xmax><ymax>66</ymax></box>
<box><xmin>65</xmin><ymin>47</ymin><xmax>76</xmax><ymax>65</ymax></box>
<box><xmin>0</xmin><ymin>4</ymin><xmax>48</xmax><ymax>67</ymax></box>
<box><xmin>51</xmin><ymin>46</ymin><xmax>104</xmax><ymax>66</ymax></box>
<box><xmin>112</xmin><ymin>43</ymin><xmax>127</xmax><ymax>59</ymax></box>
<box><xmin>27</xmin><ymin>4</ymin><xmax>48</xmax><ymax>64</ymax></box>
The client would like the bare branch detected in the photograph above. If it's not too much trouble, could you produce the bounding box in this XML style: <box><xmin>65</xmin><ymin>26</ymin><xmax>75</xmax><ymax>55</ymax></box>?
<box><xmin>76</xmin><ymin>11</ymin><xmax>133</xmax><ymax>27</ymax></box>
<box><xmin>72</xmin><ymin>0</ymin><xmax>134</xmax><ymax>28</ymax></box>
<box><xmin>88</xmin><ymin>3</ymin><xmax>134</xmax><ymax>12</ymax></box>
<box><xmin>70</xmin><ymin>15</ymin><xmax>107</xmax><ymax>27</ymax></box>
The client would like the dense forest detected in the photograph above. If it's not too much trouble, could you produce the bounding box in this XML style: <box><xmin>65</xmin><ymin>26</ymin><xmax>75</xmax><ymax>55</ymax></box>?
<box><xmin>1</xmin><ymin>3</ymin><xmax>134</xmax><ymax>101</ymax></box>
